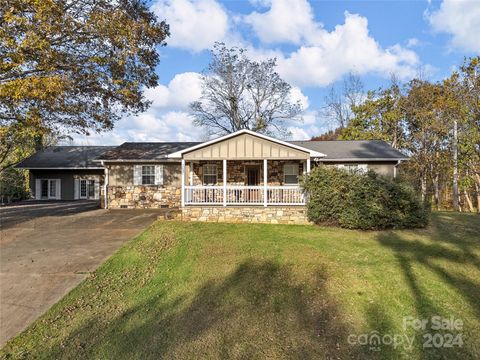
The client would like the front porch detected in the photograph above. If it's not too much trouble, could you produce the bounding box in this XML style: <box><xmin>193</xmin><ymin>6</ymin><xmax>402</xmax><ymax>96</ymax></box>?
<box><xmin>181</xmin><ymin>159</ymin><xmax>310</xmax><ymax>206</ymax></box>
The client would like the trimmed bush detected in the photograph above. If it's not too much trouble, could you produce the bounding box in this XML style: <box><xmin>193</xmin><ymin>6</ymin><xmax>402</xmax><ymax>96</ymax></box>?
<box><xmin>302</xmin><ymin>166</ymin><xmax>429</xmax><ymax>230</ymax></box>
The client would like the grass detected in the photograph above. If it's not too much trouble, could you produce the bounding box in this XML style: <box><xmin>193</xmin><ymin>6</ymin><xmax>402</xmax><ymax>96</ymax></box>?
<box><xmin>1</xmin><ymin>212</ymin><xmax>479</xmax><ymax>359</ymax></box>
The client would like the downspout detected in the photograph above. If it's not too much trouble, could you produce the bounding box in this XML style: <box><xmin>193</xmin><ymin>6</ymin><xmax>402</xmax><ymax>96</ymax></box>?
<box><xmin>393</xmin><ymin>160</ymin><xmax>401</xmax><ymax>178</ymax></box>
<box><xmin>101</xmin><ymin>161</ymin><xmax>109</xmax><ymax>209</ymax></box>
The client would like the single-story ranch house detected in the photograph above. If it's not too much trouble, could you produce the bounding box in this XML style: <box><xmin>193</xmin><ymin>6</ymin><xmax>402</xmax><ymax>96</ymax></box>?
<box><xmin>17</xmin><ymin>129</ymin><xmax>408</xmax><ymax>224</ymax></box>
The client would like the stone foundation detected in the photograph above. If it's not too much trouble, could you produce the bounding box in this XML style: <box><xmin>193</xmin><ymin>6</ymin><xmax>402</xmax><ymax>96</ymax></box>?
<box><xmin>107</xmin><ymin>185</ymin><xmax>181</xmax><ymax>209</ymax></box>
<box><xmin>181</xmin><ymin>206</ymin><xmax>310</xmax><ymax>225</ymax></box>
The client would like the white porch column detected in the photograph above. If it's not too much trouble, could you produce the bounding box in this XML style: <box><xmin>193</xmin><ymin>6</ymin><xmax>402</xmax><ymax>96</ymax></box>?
<box><xmin>223</xmin><ymin>159</ymin><xmax>227</xmax><ymax>207</ymax></box>
<box><xmin>189</xmin><ymin>162</ymin><xmax>193</xmax><ymax>185</ymax></box>
<box><xmin>263</xmin><ymin>159</ymin><xmax>268</xmax><ymax>207</ymax></box>
<box><xmin>181</xmin><ymin>159</ymin><xmax>185</xmax><ymax>207</ymax></box>
<box><xmin>306</xmin><ymin>158</ymin><xmax>311</xmax><ymax>173</ymax></box>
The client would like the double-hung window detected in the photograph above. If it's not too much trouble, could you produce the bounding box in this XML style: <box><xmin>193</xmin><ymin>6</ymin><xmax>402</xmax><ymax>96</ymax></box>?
<box><xmin>203</xmin><ymin>164</ymin><xmax>217</xmax><ymax>185</ymax></box>
<box><xmin>141</xmin><ymin>165</ymin><xmax>156</xmax><ymax>185</ymax></box>
<box><xmin>283</xmin><ymin>164</ymin><xmax>299</xmax><ymax>185</ymax></box>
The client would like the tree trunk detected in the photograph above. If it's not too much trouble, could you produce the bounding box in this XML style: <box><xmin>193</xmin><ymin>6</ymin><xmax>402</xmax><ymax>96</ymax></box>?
<box><xmin>452</xmin><ymin>119</ymin><xmax>459</xmax><ymax>211</ymax></box>
<box><xmin>421</xmin><ymin>171</ymin><xmax>427</xmax><ymax>204</ymax></box>
<box><xmin>464</xmin><ymin>190</ymin><xmax>474</xmax><ymax>212</ymax></box>
<box><xmin>475</xmin><ymin>173</ymin><xmax>480</xmax><ymax>214</ymax></box>
<box><xmin>433</xmin><ymin>175</ymin><xmax>440</xmax><ymax>210</ymax></box>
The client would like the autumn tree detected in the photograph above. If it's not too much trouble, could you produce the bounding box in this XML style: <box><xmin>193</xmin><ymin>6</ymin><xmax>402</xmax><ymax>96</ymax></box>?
<box><xmin>190</xmin><ymin>43</ymin><xmax>302</xmax><ymax>137</ymax></box>
<box><xmin>0</xmin><ymin>0</ymin><xmax>169</xmax><ymax>171</ymax></box>
<box><xmin>341</xmin><ymin>76</ymin><xmax>406</xmax><ymax>149</ymax></box>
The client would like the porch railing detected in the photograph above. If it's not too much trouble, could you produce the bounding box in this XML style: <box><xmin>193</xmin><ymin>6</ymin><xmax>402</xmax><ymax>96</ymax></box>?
<box><xmin>184</xmin><ymin>185</ymin><xmax>305</xmax><ymax>206</ymax></box>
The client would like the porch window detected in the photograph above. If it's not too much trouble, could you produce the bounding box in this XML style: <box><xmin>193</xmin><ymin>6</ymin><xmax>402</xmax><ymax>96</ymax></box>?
<box><xmin>283</xmin><ymin>164</ymin><xmax>299</xmax><ymax>185</ymax></box>
<box><xmin>203</xmin><ymin>164</ymin><xmax>217</xmax><ymax>185</ymax></box>
<box><xmin>141</xmin><ymin>165</ymin><xmax>156</xmax><ymax>185</ymax></box>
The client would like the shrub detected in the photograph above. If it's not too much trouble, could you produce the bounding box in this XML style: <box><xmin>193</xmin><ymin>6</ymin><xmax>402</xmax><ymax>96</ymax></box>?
<box><xmin>301</xmin><ymin>166</ymin><xmax>429</xmax><ymax>230</ymax></box>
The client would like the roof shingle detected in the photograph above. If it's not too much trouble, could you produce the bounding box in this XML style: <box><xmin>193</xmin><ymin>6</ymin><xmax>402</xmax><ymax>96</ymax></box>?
<box><xmin>16</xmin><ymin>146</ymin><xmax>115</xmax><ymax>169</ymax></box>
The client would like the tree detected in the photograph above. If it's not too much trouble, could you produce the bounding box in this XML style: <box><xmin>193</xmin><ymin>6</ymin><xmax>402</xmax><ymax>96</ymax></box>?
<box><xmin>458</xmin><ymin>56</ymin><xmax>480</xmax><ymax>212</ymax></box>
<box><xmin>321</xmin><ymin>72</ymin><xmax>364</xmax><ymax>129</ymax></box>
<box><xmin>0</xmin><ymin>0</ymin><xmax>169</xmax><ymax>170</ymax></box>
<box><xmin>341</xmin><ymin>77</ymin><xmax>406</xmax><ymax>149</ymax></box>
<box><xmin>190</xmin><ymin>43</ymin><xmax>302</xmax><ymax>137</ymax></box>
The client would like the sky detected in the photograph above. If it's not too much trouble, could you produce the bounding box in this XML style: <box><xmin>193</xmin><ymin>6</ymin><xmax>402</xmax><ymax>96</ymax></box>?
<box><xmin>71</xmin><ymin>0</ymin><xmax>480</xmax><ymax>145</ymax></box>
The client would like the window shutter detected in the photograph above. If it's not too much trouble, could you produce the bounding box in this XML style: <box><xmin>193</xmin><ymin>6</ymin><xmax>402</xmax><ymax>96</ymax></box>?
<box><xmin>55</xmin><ymin>179</ymin><xmax>61</xmax><ymax>199</ymax></box>
<box><xmin>155</xmin><ymin>165</ymin><xmax>164</xmax><ymax>185</ymax></box>
<box><xmin>35</xmin><ymin>179</ymin><xmax>41</xmax><ymax>200</ymax></box>
<box><xmin>133</xmin><ymin>165</ymin><xmax>142</xmax><ymax>185</ymax></box>
<box><xmin>94</xmin><ymin>180</ymin><xmax>100</xmax><ymax>199</ymax></box>
<box><xmin>74</xmin><ymin>178</ymin><xmax>79</xmax><ymax>200</ymax></box>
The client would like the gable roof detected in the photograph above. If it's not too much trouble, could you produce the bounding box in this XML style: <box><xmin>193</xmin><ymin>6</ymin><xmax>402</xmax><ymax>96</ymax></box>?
<box><xmin>290</xmin><ymin>140</ymin><xmax>408</xmax><ymax>161</ymax></box>
<box><xmin>168</xmin><ymin>129</ymin><xmax>326</xmax><ymax>158</ymax></box>
<box><xmin>16</xmin><ymin>146</ymin><xmax>115</xmax><ymax>169</ymax></box>
<box><xmin>98</xmin><ymin>142</ymin><xmax>201</xmax><ymax>161</ymax></box>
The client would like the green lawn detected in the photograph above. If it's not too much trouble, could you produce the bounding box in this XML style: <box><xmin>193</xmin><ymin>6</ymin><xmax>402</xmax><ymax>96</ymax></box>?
<box><xmin>2</xmin><ymin>213</ymin><xmax>479</xmax><ymax>359</ymax></box>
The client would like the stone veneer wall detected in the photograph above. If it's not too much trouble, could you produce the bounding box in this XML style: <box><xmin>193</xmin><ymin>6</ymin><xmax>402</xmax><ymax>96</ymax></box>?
<box><xmin>190</xmin><ymin>160</ymin><xmax>304</xmax><ymax>186</ymax></box>
<box><xmin>108</xmin><ymin>185</ymin><xmax>181</xmax><ymax>209</ymax></box>
<box><xmin>181</xmin><ymin>206</ymin><xmax>310</xmax><ymax>225</ymax></box>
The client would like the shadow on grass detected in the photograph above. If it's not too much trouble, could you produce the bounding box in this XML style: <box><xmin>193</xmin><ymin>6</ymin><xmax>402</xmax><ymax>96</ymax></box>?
<box><xmin>374</xmin><ymin>213</ymin><xmax>480</xmax><ymax>359</ymax></box>
<box><xmin>39</xmin><ymin>259</ymin><xmax>368</xmax><ymax>359</ymax></box>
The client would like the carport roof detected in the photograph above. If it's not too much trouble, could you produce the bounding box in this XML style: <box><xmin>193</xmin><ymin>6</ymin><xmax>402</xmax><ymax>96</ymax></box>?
<box><xmin>16</xmin><ymin>146</ymin><xmax>115</xmax><ymax>169</ymax></box>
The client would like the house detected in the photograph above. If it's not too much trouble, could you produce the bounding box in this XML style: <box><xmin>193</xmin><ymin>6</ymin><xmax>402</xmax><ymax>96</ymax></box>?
<box><xmin>16</xmin><ymin>129</ymin><xmax>408</xmax><ymax>224</ymax></box>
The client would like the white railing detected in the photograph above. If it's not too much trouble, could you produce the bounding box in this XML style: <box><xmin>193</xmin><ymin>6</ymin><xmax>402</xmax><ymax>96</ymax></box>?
<box><xmin>184</xmin><ymin>185</ymin><xmax>305</xmax><ymax>206</ymax></box>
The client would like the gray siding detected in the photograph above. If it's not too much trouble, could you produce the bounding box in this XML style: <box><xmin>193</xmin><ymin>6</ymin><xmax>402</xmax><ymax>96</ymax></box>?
<box><xmin>30</xmin><ymin>169</ymin><xmax>104</xmax><ymax>200</ymax></box>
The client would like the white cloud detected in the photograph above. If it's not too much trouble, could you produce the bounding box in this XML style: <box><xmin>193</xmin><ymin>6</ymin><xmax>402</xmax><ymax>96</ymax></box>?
<box><xmin>71</xmin><ymin>111</ymin><xmax>200</xmax><ymax>145</ymax></box>
<box><xmin>152</xmin><ymin>0</ymin><xmax>229</xmax><ymax>52</ymax></box>
<box><xmin>427</xmin><ymin>0</ymin><xmax>480</xmax><ymax>52</ymax></box>
<box><xmin>245</xmin><ymin>0</ymin><xmax>322</xmax><ymax>44</ymax></box>
<box><xmin>144</xmin><ymin>72</ymin><xmax>202</xmax><ymax>109</ymax></box>
<box><xmin>273</xmin><ymin>12</ymin><xmax>420</xmax><ymax>86</ymax></box>
<box><xmin>289</xmin><ymin>86</ymin><xmax>309</xmax><ymax>109</ymax></box>
<box><xmin>406</xmin><ymin>38</ymin><xmax>419</xmax><ymax>47</ymax></box>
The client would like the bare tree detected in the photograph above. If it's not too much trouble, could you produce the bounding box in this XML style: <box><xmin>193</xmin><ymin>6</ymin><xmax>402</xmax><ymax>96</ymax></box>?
<box><xmin>321</xmin><ymin>72</ymin><xmax>364</xmax><ymax>129</ymax></box>
<box><xmin>190</xmin><ymin>43</ymin><xmax>303</xmax><ymax>137</ymax></box>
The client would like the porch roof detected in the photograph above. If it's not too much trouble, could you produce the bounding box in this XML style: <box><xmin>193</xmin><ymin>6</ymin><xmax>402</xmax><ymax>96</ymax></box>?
<box><xmin>168</xmin><ymin>129</ymin><xmax>326</xmax><ymax>160</ymax></box>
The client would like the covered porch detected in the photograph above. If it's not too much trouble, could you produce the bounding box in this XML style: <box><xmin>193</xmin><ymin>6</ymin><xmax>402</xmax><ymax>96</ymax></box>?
<box><xmin>182</xmin><ymin>159</ymin><xmax>310</xmax><ymax>206</ymax></box>
<box><xmin>169</xmin><ymin>130</ymin><xmax>324</xmax><ymax>207</ymax></box>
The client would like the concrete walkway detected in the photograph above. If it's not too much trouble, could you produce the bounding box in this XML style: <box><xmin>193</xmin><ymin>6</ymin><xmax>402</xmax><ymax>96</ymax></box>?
<box><xmin>0</xmin><ymin>201</ymin><xmax>163</xmax><ymax>346</ymax></box>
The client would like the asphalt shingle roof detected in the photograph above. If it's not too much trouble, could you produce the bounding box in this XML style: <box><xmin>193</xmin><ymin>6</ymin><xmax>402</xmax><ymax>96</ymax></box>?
<box><xmin>289</xmin><ymin>140</ymin><xmax>408</xmax><ymax>160</ymax></box>
<box><xmin>98</xmin><ymin>142</ymin><xmax>201</xmax><ymax>161</ymax></box>
<box><xmin>16</xmin><ymin>146</ymin><xmax>115</xmax><ymax>169</ymax></box>
<box><xmin>16</xmin><ymin>140</ymin><xmax>407</xmax><ymax>168</ymax></box>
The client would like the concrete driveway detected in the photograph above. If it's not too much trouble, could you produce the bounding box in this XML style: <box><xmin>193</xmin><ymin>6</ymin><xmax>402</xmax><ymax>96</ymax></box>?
<box><xmin>0</xmin><ymin>201</ymin><xmax>164</xmax><ymax>346</ymax></box>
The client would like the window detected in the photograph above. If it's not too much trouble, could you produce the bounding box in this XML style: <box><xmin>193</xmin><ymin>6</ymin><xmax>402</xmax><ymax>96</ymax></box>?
<box><xmin>49</xmin><ymin>179</ymin><xmax>56</xmax><ymax>197</ymax></box>
<box><xmin>203</xmin><ymin>164</ymin><xmax>217</xmax><ymax>185</ymax></box>
<box><xmin>141</xmin><ymin>165</ymin><xmax>155</xmax><ymax>185</ymax></box>
<box><xmin>338</xmin><ymin>164</ymin><xmax>368</xmax><ymax>174</ymax></box>
<box><xmin>284</xmin><ymin>164</ymin><xmax>299</xmax><ymax>185</ymax></box>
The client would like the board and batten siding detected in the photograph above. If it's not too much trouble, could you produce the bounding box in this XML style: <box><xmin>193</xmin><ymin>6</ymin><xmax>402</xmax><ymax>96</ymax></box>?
<box><xmin>183</xmin><ymin>133</ymin><xmax>310</xmax><ymax>160</ymax></box>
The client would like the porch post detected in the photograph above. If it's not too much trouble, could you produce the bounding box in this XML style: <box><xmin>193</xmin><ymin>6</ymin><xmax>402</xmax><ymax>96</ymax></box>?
<box><xmin>181</xmin><ymin>159</ymin><xmax>185</xmax><ymax>207</ymax></box>
<box><xmin>306</xmin><ymin>158</ymin><xmax>311</xmax><ymax>173</ymax></box>
<box><xmin>223</xmin><ymin>159</ymin><xmax>227</xmax><ymax>207</ymax></box>
<box><xmin>189</xmin><ymin>162</ymin><xmax>193</xmax><ymax>185</ymax></box>
<box><xmin>263</xmin><ymin>159</ymin><xmax>268</xmax><ymax>207</ymax></box>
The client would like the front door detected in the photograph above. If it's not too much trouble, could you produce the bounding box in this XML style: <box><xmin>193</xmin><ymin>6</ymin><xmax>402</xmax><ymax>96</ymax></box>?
<box><xmin>40</xmin><ymin>179</ymin><xmax>59</xmax><ymax>199</ymax></box>
<box><xmin>79</xmin><ymin>179</ymin><xmax>96</xmax><ymax>199</ymax></box>
<box><xmin>246</xmin><ymin>166</ymin><xmax>260</xmax><ymax>202</ymax></box>
<box><xmin>246</xmin><ymin>166</ymin><xmax>260</xmax><ymax>186</ymax></box>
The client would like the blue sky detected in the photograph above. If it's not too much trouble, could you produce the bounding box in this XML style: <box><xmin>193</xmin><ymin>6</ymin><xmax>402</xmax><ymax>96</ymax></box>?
<box><xmin>72</xmin><ymin>0</ymin><xmax>480</xmax><ymax>145</ymax></box>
